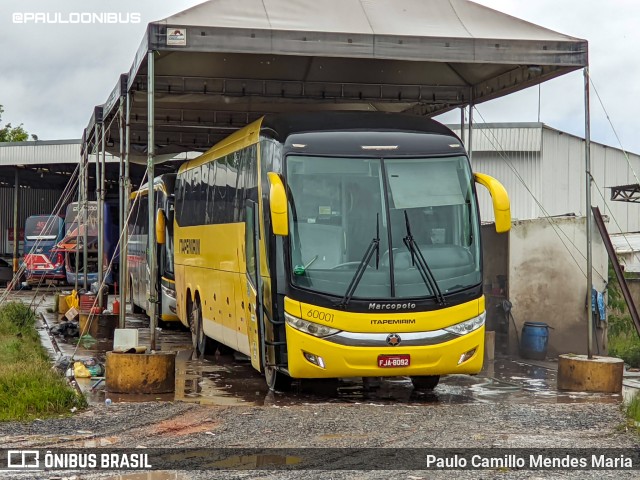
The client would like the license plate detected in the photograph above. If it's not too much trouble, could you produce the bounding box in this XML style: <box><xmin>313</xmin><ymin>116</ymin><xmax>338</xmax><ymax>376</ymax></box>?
<box><xmin>378</xmin><ymin>354</ymin><xmax>410</xmax><ymax>368</ymax></box>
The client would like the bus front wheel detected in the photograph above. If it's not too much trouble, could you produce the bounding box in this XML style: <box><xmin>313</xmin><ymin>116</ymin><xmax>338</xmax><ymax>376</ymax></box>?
<box><xmin>411</xmin><ymin>375</ymin><xmax>440</xmax><ymax>390</ymax></box>
<box><xmin>264</xmin><ymin>365</ymin><xmax>293</xmax><ymax>392</ymax></box>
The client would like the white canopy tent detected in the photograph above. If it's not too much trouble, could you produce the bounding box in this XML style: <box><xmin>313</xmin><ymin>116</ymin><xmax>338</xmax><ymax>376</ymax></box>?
<box><xmin>82</xmin><ymin>0</ymin><xmax>593</xmax><ymax>351</ymax></box>
<box><xmin>90</xmin><ymin>0</ymin><xmax>587</xmax><ymax>157</ymax></box>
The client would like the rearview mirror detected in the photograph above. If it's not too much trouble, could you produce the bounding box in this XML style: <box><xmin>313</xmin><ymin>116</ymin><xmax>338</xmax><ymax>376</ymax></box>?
<box><xmin>268</xmin><ymin>172</ymin><xmax>288</xmax><ymax>236</ymax></box>
<box><xmin>474</xmin><ymin>173</ymin><xmax>511</xmax><ymax>233</ymax></box>
<box><xmin>156</xmin><ymin>208</ymin><xmax>166</xmax><ymax>244</ymax></box>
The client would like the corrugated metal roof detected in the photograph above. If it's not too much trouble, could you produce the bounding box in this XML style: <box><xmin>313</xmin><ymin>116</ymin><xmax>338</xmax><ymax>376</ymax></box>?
<box><xmin>450</xmin><ymin>124</ymin><xmax>542</xmax><ymax>153</ymax></box>
<box><xmin>0</xmin><ymin>140</ymin><xmax>81</xmax><ymax>166</ymax></box>
<box><xmin>0</xmin><ymin>140</ymin><xmax>118</xmax><ymax>165</ymax></box>
<box><xmin>610</xmin><ymin>233</ymin><xmax>640</xmax><ymax>254</ymax></box>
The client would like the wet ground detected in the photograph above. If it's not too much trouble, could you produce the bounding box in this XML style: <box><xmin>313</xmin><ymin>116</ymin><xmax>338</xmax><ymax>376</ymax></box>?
<box><xmin>2</xmin><ymin>290</ymin><xmax>638</xmax><ymax>479</ymax></box>
<box><xmin>32</xmin><ymin>291</ymin><xmax>630</xmax><ymax>408</ymax></box>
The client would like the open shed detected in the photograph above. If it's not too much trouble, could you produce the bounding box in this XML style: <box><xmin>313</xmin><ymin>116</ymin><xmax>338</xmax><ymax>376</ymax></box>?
<box><xmin>88</xmin><ymin>0</ymin><xmax>587</xmax><ymax>157</ymax></box>
<box><xmin>82</xmin><ymin>0</ymin><xmax>594</xmax><ymax>349</ymax></box>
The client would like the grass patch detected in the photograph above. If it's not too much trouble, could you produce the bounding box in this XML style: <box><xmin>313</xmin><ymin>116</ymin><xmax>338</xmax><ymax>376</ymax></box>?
<box><xmin>0</xmin><ymin>301</ymin><xmax>86</xmax><ymax>421</ymax></box>
<box><xmin>609</xmin><ymin>331</ymin><xmax>640</xmax><ymax>368</ymax></box>
<box><xmin>606</xmin><ymin>261</ymin><xmax>640</xmax><ymax>367</ymax></box>
<box><xmin>626</xmin><ymin>393</ymin><xmax>640</xmax><ymax>423</ymax></box>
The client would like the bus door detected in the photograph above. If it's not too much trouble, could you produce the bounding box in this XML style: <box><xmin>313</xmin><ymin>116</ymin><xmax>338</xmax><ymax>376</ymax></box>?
<box><xmin>244</xmin><ymin>200</ymin><xmax>264</xmax><ymax>372</ymax></box>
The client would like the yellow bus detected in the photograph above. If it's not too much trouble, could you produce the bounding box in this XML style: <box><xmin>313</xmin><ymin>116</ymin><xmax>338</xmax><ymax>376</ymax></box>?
<box><xmin>129</xmin><ymin>174</ymin><xmax>178</xmax><ymax>323</ymax></box>
<box><xmin>173</xmin><ymin>112</ymin><xmax>510</xmax><ymax>391</ymax></box>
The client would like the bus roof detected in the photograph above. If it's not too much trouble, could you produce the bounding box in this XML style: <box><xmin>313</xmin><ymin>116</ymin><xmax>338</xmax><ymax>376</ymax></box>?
<box><xmin>179</xmin><ymin>112</ymin><xmax>463</xmax><ymax>173</ymax></box>
<box><xmin>131</xmin><ymin>173</ymin><xmax>177</xmax><ymax>200</ymax></box>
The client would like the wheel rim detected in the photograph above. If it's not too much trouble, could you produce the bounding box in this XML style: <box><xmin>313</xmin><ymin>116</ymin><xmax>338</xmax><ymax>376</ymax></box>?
<box><xmin>196</xmin><ymin>305</ymin><xmax>205</xmax><ymax>355</ymax></box>
<box><xmin>264</xmin><ymin>365</ymin><xmax>276</xmax><ymax>389</ymax></box>
<box><xmin>190</xmin><ymin>300</ymin><xmax>205</xmax><ymax>358</ymax></box>
<box><xmin>189</xmin><ymin>301</ymin><xmax>199</xmax><ymax>353</ymax></box>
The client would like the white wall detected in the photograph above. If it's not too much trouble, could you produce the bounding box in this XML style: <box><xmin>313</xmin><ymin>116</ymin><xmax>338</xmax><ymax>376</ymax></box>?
<box><xmin>451</xmin><ymin>123</ymin><xmax>640</xmax><ymax>235</ymax></box>
<box><xmin>508</xmin><ymin>216</ymin><xmax>608</xmax><ymax>357</ymax></box>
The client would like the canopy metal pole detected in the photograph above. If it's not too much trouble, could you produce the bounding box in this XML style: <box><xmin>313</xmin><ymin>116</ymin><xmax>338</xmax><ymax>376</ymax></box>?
<box><xmin>460</xmin><ymin>106</ymin><xmax>466</xmax><ymax>146</ymax></box>
<box><xmin>584</xmin><ymin>66</ymin><xmax>593</xmax><ymax>359</ymax></box>
<box><xmin>123</xmin><ymin>92</ymin><xmax>131</xmax><ymax>327</ymax></box>
<box><xmin>75</xmin><ymin>146</ymin><xmax>84</xmax><ymax>292</ymax></box>
<box><xmin>12</xmin><ymin>168</ymin><xmax>19</xmax><ymax>285</ymax></box>
<box><xmin>88</xmin><ymin>129</ymin><xmax>99</xmax><ymax>291</ymax></box>
<box><xmin>98</xmin><ymin>122</ymin><xmax>105</xmax><ymax>305</ymax></box>
<box><xmin>147</xmin><ymin>51</ymin><xmax>158</xmax><ymax>350</ymax></box>
<box><xmin>118</xmin><ymin>95</ymin><xmax>126</xmax><ymax>327</ymax></box>
<box><xmin>468</xmin><ymin>91</ymin><xmax>474</xmax><ymax>161</ymax></box>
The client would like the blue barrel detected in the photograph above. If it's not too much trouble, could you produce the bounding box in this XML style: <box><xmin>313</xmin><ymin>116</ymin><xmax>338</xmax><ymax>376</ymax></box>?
<box><xmin>520</xmin><ymin>322</ymin><xmax>549</xmax><ymax>360</ymax></box>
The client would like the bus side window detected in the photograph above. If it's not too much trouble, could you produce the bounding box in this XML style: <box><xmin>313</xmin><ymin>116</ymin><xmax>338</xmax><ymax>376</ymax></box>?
<box><xmin>245</xmin><ymin>202</ymin><xmax>257</xmax><ymax>286</ymax></box>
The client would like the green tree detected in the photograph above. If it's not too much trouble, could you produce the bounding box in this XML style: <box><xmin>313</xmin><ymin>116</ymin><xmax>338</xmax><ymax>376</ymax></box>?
<box><xmin>0</xmin><ymin>105</ymin><xmax>37</xmax><ymax>142</ymax></box>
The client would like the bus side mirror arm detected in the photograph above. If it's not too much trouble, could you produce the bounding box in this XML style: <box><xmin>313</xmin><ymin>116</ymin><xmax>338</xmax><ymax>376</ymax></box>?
<box><xmin>474</xmin><ymin>173</ymin><xmax>511</xmax><ymax>233</ymax></box>
<box><xmin>156</xmin><ymin>208</ymin><xmax>166</xmax><ymax>244</ymax></box>
<box><xmin>267</xmin><ymin>172</ymin><xmax>289</xmax><ymax>236</ymax></box>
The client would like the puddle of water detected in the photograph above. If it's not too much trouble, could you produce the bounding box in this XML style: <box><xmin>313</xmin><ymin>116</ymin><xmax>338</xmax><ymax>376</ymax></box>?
<box><xmin>38</xmin><ymin>292</ymin><xmax>627</xmax><ymax>407</ymax></box>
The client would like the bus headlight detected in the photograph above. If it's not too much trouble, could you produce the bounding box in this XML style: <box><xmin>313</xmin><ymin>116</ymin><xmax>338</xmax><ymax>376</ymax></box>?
<box><xmin>444</xmin><ymin>311</ymin><xmax>486</xmax><ymax>336</ymax></box>
<box><xmin>285</xmin><ymin>313</ymin><xmax>341</xmax><ymax>338</ymax></box>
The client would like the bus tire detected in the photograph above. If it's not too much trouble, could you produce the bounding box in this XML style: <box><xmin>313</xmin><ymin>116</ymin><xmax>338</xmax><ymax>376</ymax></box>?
<box><xmin>130</xmin><ymin>280</ymin><xmax>143</xmax><ymax>314</ymax></box>
<box><xmin>217</xmin><ymin>344</ymin><xmax>234</xmax><ymax>356</ymax></box>
<box><xmin>265</xmin><ymin>365</ymin><xmax>293</xmax><ymax>392</ymax></box>
<box><xmin>189</xmin><ymin>295</ymin><xmax>215</xmax><ymax>359</ymax></box>
<box><xmin>410</xmin><ymin>375</ymin><xmax>440</xmax><ymax>390</ymax></box>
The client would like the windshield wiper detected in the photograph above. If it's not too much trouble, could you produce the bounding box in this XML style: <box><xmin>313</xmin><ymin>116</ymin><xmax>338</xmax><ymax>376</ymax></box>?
<box><xmin>336</xmin><ymin>214</ymin><xmax>380</xmax><ymax>309</ymax></box>
<box><xmin>403</xmin><ymin>210</ymin><xmax>446</xmax><ymax>305</ymax></box>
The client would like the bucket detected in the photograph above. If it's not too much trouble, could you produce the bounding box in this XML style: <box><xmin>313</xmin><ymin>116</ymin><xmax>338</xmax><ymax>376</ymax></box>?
<box><xmin>58</xmin><ymin>294</ymin><xmax>70</xmax><ymax>315</ymax></box>
<box><xmin>79</xmin><ymin>313</ymin><xmax>119</xmax><ymax>340</ymax></box>
<box><xmin>520</xmin><ymin>322</ymin><xmax>549</xmax><ymax>360</ymax></box>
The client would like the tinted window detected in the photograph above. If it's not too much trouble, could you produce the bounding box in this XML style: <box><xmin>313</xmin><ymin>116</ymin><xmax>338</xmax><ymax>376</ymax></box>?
<box><xmin>176</xmin><ymin>144</ymin><xmax>258</xmax><ymax>227</ymax></box>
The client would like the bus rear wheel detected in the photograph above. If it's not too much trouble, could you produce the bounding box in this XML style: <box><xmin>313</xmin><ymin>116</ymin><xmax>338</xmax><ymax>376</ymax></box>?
<box><xmin>265</xmin><ymin>365</ymin><xmax>293</xmax><ymax>392</ymax></box>
<box><xmin>411</xmin><ymin>375</ymin><xmax>440</xmax><ymax>390</ymax></box>
<box><xmin>129</xmin><ymin>279</ymin><xmax>142</xmax><ymax>314</ymax></box>
<box><xmin>189</xmin><ymin>296</ymin><xmax>214</xmax><ymax>359</ymax></box>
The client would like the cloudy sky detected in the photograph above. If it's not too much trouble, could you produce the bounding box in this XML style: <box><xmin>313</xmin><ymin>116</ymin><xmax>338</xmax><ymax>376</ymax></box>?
<box><xmin>0</xmin><ymin>0</ymin><xmax>638</xmax><ymax>152</ymax></box>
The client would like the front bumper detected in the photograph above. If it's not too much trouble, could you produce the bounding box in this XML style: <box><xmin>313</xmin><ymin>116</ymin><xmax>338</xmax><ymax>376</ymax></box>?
<box><xmin>286</xmin><ymin>323</ymin><xmax>484</xmax><ymax>378</ymax></box>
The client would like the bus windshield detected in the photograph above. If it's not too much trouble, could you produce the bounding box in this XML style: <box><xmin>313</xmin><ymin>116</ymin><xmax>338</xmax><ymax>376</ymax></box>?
<box><xmin>286</xmin><ymin>155</ymin><xmax>481</xmax><ymax>300</ymax></box>
<box><xmin>25</xmin><ymin>216</ymin><xmax>62</xmax><ymax>242</ymax></box>
<box><xmin>65</xmin><ymin>203</ymin><xmax>99</xmax><ymax>239</ymax></box>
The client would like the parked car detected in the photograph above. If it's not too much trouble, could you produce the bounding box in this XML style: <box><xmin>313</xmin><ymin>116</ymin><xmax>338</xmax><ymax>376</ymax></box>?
<box><xmin>0</xmin><ymin>258</ymin><xmax>14</xmax><ymax>287</ymax></box>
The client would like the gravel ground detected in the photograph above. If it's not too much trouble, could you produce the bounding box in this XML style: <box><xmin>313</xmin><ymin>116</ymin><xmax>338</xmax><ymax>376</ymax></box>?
<box><xmin>1</xmin><ymin>400</ymin><xmax>638</xmax><ymax>479</ymax></box>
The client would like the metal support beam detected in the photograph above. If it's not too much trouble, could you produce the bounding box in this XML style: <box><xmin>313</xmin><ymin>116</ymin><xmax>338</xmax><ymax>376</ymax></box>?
<box><xmin>75</xmin><ymin>143</ymin><xmax>85</xmax><ymax>292</ymax></box>
<box><xmin>98</xmin><ymin>122</ymin><xmax>105</xmax><ymax>306</ymax></box>
<box><xmin>148</xmin><ymin>51</ymin><xmax>158</xmax><ymax>350</ymax></box>
<box><xmin>592</xmin><ymin>206</ymin><xmax>640</xmax><ymax>337</ymax></box>
<box><xmin>123</xmin><ymin>92</ymin><xmax>131</xmax><ymax>326</ymax></box>
<box><xmin>610</xmin><ymin>184</ymin><xmax>640</xmax><ymax>203</ymax></box>
<box><xmin>118</xmin><ymin>95</ymin><xmax>126</xmax><ymax>327</ymax></box>
<box><xmin>460</xmin><ymin>106</ymin><xmax>465</xmax><ymax>146</ymax></box>
<box><xmin>584</xmin><ymin>66</ymin><xmax>593</xmax><ymax>359</ymax></box>
<box><xmin>12</xmin><ymin>168</ymin><xmax>19</xmax><ymax>284</ymax></box>
<box><xmin>468</xmin><ymin>90</ymin><xmax>474</xmax><ymax>161</ymax></box>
